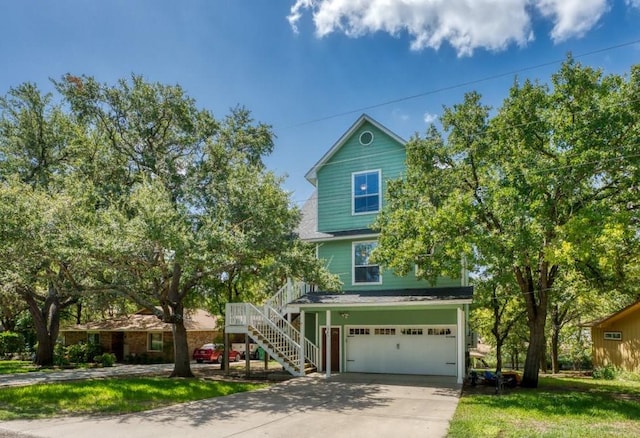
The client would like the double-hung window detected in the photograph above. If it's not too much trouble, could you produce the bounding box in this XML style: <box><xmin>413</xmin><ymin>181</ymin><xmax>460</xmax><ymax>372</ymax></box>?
<box><xmin>353</xmin><ymin>241</ymin><xmax>381</xmax><ymax>284</ymax></box>
<box><xmin>353</xmin><ymin>170</ymin><xmax>380</xmax><ymax>214</ymax></box>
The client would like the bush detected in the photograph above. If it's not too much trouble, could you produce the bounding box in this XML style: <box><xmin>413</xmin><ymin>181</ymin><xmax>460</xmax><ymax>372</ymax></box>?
<box><xmin>0</xmin><ymin>332</ymin><xmax>25</xmax><ymax>356</ymax></box>
<box><xmin>94</xmin><ymin>353</ymin><xmax>116</xmax><ymax>367</ymax></box>
<box><xmin>54</xmin><ymin>342</ymin><xmax>69</xmax><ymax>366</ymax></box>
<box><xmin>66</xmin><ymin>342</ymin><xmax>104</xmax><ymax>363</ymax></box>
<box><xmin>67</xmin><ymin>343</ymin><xmax>88</xmax><ymax>363</ymax></box>
<box><xmin>592</xmin><ymin>365</ymin><xmax>619</xmax><ymax>380</ymax></box>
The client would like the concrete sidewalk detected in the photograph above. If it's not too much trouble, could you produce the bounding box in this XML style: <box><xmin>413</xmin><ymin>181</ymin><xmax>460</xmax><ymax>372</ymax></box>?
<box><xmin>0</xmin><ymin>372</ymin><xmax>461</xmax><ymax>438</ymax></box>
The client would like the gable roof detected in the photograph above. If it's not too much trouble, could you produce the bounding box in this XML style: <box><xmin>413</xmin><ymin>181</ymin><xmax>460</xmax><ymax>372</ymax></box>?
<box><xmin>290</xmin><ymin>287</ymin><xmax>473</xmax><ymax>307</ymax></box>
<box><xmin>584</xmin><ymin>300</ymin><xmax>640</xmax><ymax>328</ymax></box>
<box><xmin>60</xmin><ymin>309</ymin><xmax>219</xmax><ymax>332</ymax></box>
<box><xmin>304</xmin><ymin>114</ymin><xmax>406</xmax><ymax>186</ymax></box>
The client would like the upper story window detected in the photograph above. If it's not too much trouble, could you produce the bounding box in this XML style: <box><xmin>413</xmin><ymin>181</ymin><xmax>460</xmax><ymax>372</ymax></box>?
<box><xmin>353</xmin><ymin>170</ymin><xmax>381</xmax><ymax>214</ymax></box>
<box><xmin>353</xmin><ymin>241</ymin><xmax>381</xmax><ymax>285</ymax></box>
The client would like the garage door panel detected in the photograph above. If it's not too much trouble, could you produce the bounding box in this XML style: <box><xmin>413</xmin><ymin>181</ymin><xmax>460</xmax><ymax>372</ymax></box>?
<box><xmin>346</xmin><ymin>326</ymin><xmax>457</xmax><ymax>376</ymax></box>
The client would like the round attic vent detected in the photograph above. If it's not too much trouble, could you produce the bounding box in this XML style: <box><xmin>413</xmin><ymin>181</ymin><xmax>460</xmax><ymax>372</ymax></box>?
<box><xmin>359</xmin><ymin>131</ymin><xmax>374</xmax><ymax>146</ymax></box>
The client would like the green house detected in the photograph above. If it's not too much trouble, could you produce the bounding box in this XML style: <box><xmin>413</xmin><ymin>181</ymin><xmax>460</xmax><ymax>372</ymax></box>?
<box><xmin>292</xmin><ymin>114</ymin><xmax>473</xmax><ymax>381</ymax></box>
<box><xmin>226</xmin><ymin>114</ymin><xmax>472</xmax><ymax>383</ymax></box>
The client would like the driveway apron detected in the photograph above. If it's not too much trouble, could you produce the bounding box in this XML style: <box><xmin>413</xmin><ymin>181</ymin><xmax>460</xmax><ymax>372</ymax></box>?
<box><xmin>0</xmin><ymin>372</ymin><xmax>461</xmax><ymax>438</ymax></box>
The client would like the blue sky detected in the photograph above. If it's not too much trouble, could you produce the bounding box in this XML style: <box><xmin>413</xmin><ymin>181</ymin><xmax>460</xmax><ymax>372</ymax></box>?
<box><xmin>1</xmin><ymin>1</ymin><xmax>639</xmax><ymax>205</ymax></box>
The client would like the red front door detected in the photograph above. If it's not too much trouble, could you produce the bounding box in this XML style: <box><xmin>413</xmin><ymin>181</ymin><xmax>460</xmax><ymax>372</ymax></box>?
<box><xmin>322</xmin><ymin>327</ymin><xmax>340</xmax><ymax>372</ymax></box>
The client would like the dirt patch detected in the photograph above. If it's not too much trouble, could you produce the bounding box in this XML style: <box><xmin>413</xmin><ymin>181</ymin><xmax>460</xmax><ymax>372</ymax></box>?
<box><xmin>192</xmin><ymin>364</ymin><xmax>293</xmax><ymax>383</ymax></box>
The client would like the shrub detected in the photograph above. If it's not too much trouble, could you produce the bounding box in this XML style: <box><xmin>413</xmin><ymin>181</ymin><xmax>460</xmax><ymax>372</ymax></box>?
<box><xmin>54</xmin><ymin>342</ymin><xmax>70</xmax><ymax>366</ymax></box>
<box><xmin>592</xmin><ymin>365</ymin><xmax>619</xmax><ymax>380</ymax></box>
<box><xmin>0</xmin><ymin>332</ymin><xmax>25</xmax><ymax>356</ymax></box>
<box><xmin>67</xmin><ymin>343</ymin><xmax>88</xmax><ymax>363</ymax></box>
<box><xmin>94</xmin><ymin>353</ymin><xmax>116</xmax><ymax>367</ymax></box>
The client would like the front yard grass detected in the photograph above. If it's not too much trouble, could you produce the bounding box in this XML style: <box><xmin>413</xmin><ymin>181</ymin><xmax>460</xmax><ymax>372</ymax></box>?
<box><xmin>0</xmin><ymin>377</ymin><xmax>267</xmax><ymax>420</ymax></box>
<box><xmin>0</xmin><ymin>360</ymin><xmax>38</xmax><ymax>375</ymax></box>
<box><xmin>448</xmin><ymin>374</ymin><xmax>640</xmax><ymax>438</ymax></box>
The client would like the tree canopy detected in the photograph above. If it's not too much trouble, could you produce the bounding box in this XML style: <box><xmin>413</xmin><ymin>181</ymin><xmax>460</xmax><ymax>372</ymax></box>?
<box><xmin>1</xmin><ymin>75</ymin><xmax>336</xmax><ymax>374</ymax></box>
<box><xmin>374</xmin><ymin>57</ymin><xmax>640</xmax><ymax>387</ymax></box>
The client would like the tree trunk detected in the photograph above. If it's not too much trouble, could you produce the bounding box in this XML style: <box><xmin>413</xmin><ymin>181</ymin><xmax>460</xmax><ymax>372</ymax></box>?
<box><xmin>515</xmin><ymin>262</ymin><xmax>556</xmax><ymax>388</ymax></box>
<box><xmin>551</xmin><ymin>326</ymin><xmax>560</xmax><ymax>374</ymax></box>
<box><xmin>170</xmin><ymin>316</ymin><xmax>194</xmax><ymax>378</ymax></box>
<box><xmin>24</xmin><ymin>286</ymin><xmax>62</xmax><ymax>367</ymax></box>
<box><xmin>495</xmin><ymin>341</ymin><xmax>503</xmax><ymax>372</ymax></box>
<box><xmin>522</xmin><ymin>312</ymin><xmax>546</xmax><ymax>387</ymax></box>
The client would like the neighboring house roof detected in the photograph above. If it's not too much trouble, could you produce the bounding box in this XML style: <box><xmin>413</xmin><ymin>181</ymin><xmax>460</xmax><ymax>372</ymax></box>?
<box><xmin>304</xmin><ymin>114</ymin><xmax>406</xmax><ymax>185</ymax></box>
<box><xmin>60</xmin><ymin>309</ymin><xmax>219</xmax><ymax>332</ymax></box>
<box><xmin>296</xmin><ymin>190</ymin><xmax>378</xmax><ymax>242</ymax></box>
<box><xmin>583</xmin><ymin>300</ymin><xmax>640</xmax><ymax>328</ymax></box>
<box><xmin>290</xmin><ymin>287</ymin><xmax>473</xmax><ymax>306</ymax></box>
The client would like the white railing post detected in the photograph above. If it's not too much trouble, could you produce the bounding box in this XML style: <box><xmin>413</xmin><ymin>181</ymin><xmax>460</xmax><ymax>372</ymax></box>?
<box><xmin>325</xmin><ymin>310</ymin><xmax>331</xmax><ymax>378</ymax></box>
<box><xmin>299</xmin><ymin>310</ymin><xmax>306</xmax><ymax>375</ymax></box>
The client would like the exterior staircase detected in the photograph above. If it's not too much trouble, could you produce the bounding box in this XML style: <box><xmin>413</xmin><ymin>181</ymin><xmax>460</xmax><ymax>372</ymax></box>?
<box><xmin>226</xmin><ymin>281</ymin><xmax>318</xmax><ymax>376</ymax></box>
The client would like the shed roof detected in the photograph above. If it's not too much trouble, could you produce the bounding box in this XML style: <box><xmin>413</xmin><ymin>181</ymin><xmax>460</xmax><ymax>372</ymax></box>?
<box><xmin>290</xmin><ymin>287</ymin><xmax>473</xmax><ymax>306</ymax></box>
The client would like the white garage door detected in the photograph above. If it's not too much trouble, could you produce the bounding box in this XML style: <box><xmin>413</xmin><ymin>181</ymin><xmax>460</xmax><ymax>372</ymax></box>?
<box><xmin>345</xmin><ymin>326</ymin><xmax>457</xmax><ymax>376</ymax></box>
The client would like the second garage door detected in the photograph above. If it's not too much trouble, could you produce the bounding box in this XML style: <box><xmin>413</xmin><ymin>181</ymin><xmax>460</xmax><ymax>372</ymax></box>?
<box><xmin>345</xmin><ymin>325</ymin><xmax>457</xmax><ymax>376</ymax></box>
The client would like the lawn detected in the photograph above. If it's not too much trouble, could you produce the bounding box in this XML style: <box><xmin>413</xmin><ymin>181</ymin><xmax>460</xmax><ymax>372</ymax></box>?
<box><xmin>448</xmin><ymin>374</ymin><xmax>640</xmax><ymax>438</ymax></box>
<box><xmin>0</xmin><ymin>377</ymin><xmax>267</xmax><ymax>420</ymax></box>
<box><xmin>0</xmin><ymin>360</ymin><xmax>38</xmax><ymax>374</ymax></box>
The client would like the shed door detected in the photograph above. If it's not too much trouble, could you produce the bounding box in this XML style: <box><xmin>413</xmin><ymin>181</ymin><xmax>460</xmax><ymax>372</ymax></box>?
<box><xmin>345</xmin><ymin>326</ymin><xmax>457</xmax><ymax>375</ymax></box>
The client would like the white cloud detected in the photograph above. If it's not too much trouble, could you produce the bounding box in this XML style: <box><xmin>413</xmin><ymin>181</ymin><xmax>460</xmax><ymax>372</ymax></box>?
<box><xmin>423</xmin><ymin>112</ymin><xmax>438</xmax><ymax>125</ymax></box>
<box><xmin>626</xmin><ymin>0</ymin><xmax>640</xmax><ymax>8</ymax></box>
<box><xmin>287</xmin><ymin>0</ymin><xmax>617</xmax><ymax>56</ymax></box>
<box><xmin>534</xmin><ymin>0</ymin><xmax>609</xmax><ymax>42</ymax></box>
<box><xmin>392</xmin><ymin>108</ymin><xmax>410</xmax><ymax>121</ymax></box>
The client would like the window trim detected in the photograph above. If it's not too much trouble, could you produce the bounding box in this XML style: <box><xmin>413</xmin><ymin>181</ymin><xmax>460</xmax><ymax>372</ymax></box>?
<box><xmin>359</xmin><ymin>130</ymin><xmax>374</xmax><ymax>146</ymax></box>
<box><xmin>352</xmin><ymin>241</ymin><xmax>382</xmax><ymax>286</ymax></box>
<box><xmin>604</xmin><ymin>331</ymin><xmax>622</xmax><ymax>341</ymax></box>
<box><xmin>87</xmin><ymin>332</ymin><xmax>100</xmax><ymax>345</ymax></box>
<box><xmin>147</xmin><ymin>332</ymin><xmax>163</xmax><ymax>352</ymax></box>
<box><xmin>352</xmin><ymin>169</ymin><xmax>381</xmax><ymax>215</ymax></box>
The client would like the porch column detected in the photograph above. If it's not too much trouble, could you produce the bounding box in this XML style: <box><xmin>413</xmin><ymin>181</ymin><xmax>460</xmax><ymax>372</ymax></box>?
<box><xmin>457</xmin><ymin>307</ymin><xmax>464</xmax><ymax>384</ymax></box>
<box><xmin>300</xmin><ymin>310</ymin><xmax>305</xmax><ymax>376</ymax></box>
<box><xmin>245</xmin><ymin>334</ymin><xmax>250</xmax><ymax>377</ymax></box>
<box><xmin>325</xmin><ymin>309</ymin><xmax>331</xmax><ymax>378</ymax></box>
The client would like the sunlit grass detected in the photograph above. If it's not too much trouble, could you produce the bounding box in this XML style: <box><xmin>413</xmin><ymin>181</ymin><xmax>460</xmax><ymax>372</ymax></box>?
<box><xmin>448</xmin><ymin>375</ymin><xmax>640</xmax><ymax>438</ymax></box>
<box><xmin>0</xmin><ymin>377</ymin><xmax>267</xmax><ymax>420</ymax></box>
<box><xmin>0</xmin><ymin>360</ymin><xmax>37</xmax><ymax>374</ymax></box>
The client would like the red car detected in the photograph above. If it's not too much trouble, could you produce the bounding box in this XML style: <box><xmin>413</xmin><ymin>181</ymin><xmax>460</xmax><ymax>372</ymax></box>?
<box><xmin>192</xmin><ymin>343</ymin><xmax>241</xmax><ymax>364</ymax></box>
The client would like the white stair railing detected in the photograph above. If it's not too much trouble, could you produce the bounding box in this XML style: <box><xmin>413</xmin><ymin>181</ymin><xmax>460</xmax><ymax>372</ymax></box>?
<box><xmin>226</xmin><ymin>302</ymin><xmax>319</xmax><ymax>376</ymax></box>
<box><xmin>266</xmin><ymin>281</ymin><xmax>313</xmax><ymax>315</ymax></box>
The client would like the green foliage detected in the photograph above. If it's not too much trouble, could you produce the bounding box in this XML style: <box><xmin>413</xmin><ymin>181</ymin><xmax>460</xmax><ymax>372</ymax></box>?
<box><xmin>94</xmin><ymin>353</ymin><xmax>116</xmax><ymax>367</ymax></box>
<box><xmin>53</xmin><ymin>342</ymin><xmax>69</xmax><ymax>367</ymax></box>
<box><xmin>0</xmin><ymin>360</ymin><xmax>37</xmax><ymax>374</ymax></box>
<box><xmin>449</xmin><ymin>375</ymin><xmax>640</xmax><ymax>437</ymax></box>
<box><xmin>374</xmin><ymin>57</ymin><xmax>640</xmax><ymax>387</ymax></box>
<box><xmin>592</xmin><ymin>365</ymin><xmax>619</xmax><ymax>380</ymax></box>
<box><xmin>0</xmin><ymin>377</ymin><xmax>267</xmax><ymax>420</ymax></box>
<box><xmin>0</xmin><ymin>332</ymin><xmax>25</xmax><ymax>355</ymax></box>
<box><xmin>65</xmin><ymin>343</ymin><xmax>103</xmax><ymax>364</ymax></box>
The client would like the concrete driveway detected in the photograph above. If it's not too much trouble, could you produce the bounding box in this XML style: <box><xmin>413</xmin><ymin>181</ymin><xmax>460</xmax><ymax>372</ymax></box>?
<box><xmin>0</xmin><ymin>373</ymin><xmax>461</xmax><ymax>438</ymax></box>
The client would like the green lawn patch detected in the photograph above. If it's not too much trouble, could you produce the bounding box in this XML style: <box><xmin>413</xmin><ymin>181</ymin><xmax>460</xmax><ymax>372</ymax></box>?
<box><xmin>0</xmin><ymin>377</ymin><xmax>267</xmax><ymax>420</ymax></box>
<box><xmin>448</xmin><ymin>375</ymin><xmax>640</xmax><ymax>438</ymax></box>
<box><xmin>0</xmin><ymin>360</ymin><xmax>38</xmax><ymax>375</ymax></box>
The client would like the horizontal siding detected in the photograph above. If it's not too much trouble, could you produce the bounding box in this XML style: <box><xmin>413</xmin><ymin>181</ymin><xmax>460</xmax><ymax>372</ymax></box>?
<box><xmin>317</xmin><ymin>122</ymin><xmax>405</xmax><ymax>233</ymax></box>
<box><xmin>592</xmin><ymin>313</ymin><xmax>640</xmax><ymax>372</ymax></box>
<box><xmin>318</xmin><ymin>239</ymin><xmax>460</xmax><ymax>291</ymax></box>
<box><xmin>315</xmin><ymin>309</ymin><xmax>457</xmax><ymax>327</ymax></box>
